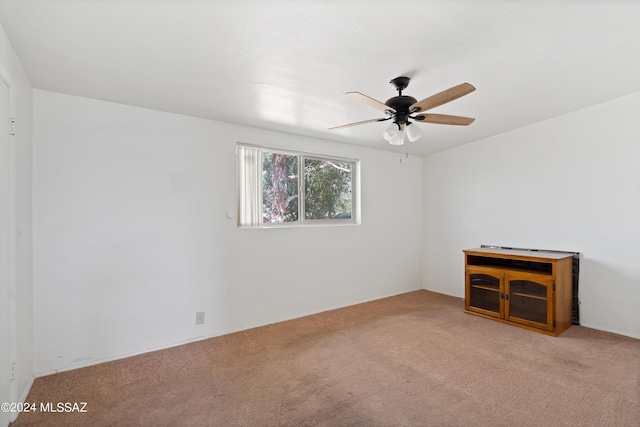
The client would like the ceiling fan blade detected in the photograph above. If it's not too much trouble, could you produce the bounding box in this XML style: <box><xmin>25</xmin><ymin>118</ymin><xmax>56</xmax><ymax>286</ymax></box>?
<box><xmin>329</xmin><ymin>117</ymin><xmax>389</xmax><ymax>130</ymax></box>
<box><xmin>346</xmin><ymin>92</ymin><xmax>396</xmax><ymax>113</ymax></box>
<box><xmin>414</xmin><ymin>114</ymin><xmax>475</xmax><ymax>126</ymax></box>
<box><xmin>410</xmin><ymin>83</ymin><xmax>476</xmax><ymax>113</ymax></box>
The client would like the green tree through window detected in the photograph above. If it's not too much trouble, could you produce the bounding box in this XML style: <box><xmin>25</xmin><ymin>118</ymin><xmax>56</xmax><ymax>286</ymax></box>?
<box><xmin>304</xmin><ymin>159</ymin><xmax>352</xmax><ymax>220</ymax></box>
<box><xmin>262</xmin><ymin>152</ymin><xmax>298</xmax><ymax>223</ymax></box>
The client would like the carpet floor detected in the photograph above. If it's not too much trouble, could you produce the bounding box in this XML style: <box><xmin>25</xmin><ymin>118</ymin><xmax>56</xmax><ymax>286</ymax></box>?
<box><xmin>11</xmin><ymin>290</ymin><xmax>640</xmax><ymax>426</ymax></box>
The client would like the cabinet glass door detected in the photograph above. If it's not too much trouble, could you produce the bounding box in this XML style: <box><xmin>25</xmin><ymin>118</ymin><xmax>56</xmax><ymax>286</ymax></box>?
<box><xmin>466</xmin><ymin>268</ymin><xmax>503</xmax><ymax>317</ymax></box>
<box><xmin>505</xmin><ymin>273</ymin><xmax>553</xmax><ymax>330</ymax></box>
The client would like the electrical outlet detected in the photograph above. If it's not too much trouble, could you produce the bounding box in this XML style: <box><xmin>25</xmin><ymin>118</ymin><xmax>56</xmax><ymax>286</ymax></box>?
<box><xmin>195</xmin><ymin>311</ymin><xmax>205</xmax><ymax>325</ymax></box>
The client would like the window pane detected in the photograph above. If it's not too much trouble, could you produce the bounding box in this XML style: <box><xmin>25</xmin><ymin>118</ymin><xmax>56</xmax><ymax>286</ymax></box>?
<box><xmin>263</xmin><ymin>152</ymin><xmax>299</xmax><ymax>223</ymax></box>
<box><xmin>304</xmin><ymin>159</ymin><xmax>352</xmax><ymax>220</ymax></box>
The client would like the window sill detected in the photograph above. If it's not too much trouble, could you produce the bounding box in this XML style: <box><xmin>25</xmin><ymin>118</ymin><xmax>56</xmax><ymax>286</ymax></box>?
<box><xmin>239</xmin><ymin>220</ymin><xmax>360</xmax><ymax>229</ymax></box>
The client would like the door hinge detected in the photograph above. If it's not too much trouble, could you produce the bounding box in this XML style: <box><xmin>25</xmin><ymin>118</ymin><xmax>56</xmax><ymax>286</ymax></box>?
<box><xmin>553</xmin><ymin>320</ymin><xmax>556</xmax><ymax>327</ymax></box>
<box><xmin>9</xmin><ymin>117</ymin><xmax>16</xmax><ymax>135</ymax></box>
<box><xmin>552</xmin><ymin>284</ymin><xmax>556</xmax><ymax>291</ymax></box>
<box><xmin>10</xmin><ymin>362</ymin><xmax>17</xmax><ymax>381</ymax></box>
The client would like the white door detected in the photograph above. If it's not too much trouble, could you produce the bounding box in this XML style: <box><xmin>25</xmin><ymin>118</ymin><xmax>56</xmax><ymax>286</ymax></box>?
<box><xmin>0</xmin><ymin>76</ymin><xmax>13</xmax><ymax>427</ymax></box>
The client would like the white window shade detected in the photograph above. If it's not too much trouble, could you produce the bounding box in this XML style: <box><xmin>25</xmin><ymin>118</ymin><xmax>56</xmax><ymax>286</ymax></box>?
<box><xmin>237</xmin><ymin>145</ymin><xmax>261</xmax><ymax>227</ymax></box>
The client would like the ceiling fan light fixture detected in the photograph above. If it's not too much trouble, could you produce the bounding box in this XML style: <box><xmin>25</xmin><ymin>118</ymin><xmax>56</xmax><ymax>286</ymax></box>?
<box><xmin>389</xmin><ymin>132</ymin><xmax>404</xmax><ymax>145</ymax></box>
<box><xmin>383</xmin><ymin>122</ymin><xmax>404</xmax><ymax>145</ymax></box>
<box><xmin>383</xmin><ymin>122</ymin><xmax>399</xmax><ymax>140</ymax></box>
<box><xmin>405</xmin><ymin>122</ymin><xmax>422</xmax><ymax>142</ymax></box>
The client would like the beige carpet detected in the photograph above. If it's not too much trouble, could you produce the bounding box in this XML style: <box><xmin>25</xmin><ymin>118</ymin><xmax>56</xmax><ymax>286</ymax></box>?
<box><xmin>11</xmin><ymin>290</ymin><xmax>640</xmax><ymax>426</ymax></box>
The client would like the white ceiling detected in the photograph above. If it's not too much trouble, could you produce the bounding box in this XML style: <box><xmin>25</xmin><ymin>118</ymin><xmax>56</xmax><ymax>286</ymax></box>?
<box><xmin>1</xmin><ymin>0</ymin><xmax>639</xmax><ymax>156</ymax></box>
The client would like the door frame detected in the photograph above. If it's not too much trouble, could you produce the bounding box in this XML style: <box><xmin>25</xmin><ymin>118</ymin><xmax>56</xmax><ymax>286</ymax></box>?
<box><xmin>0</xmin><ymin>65</ymin><xmax>17</xmax><ymax>425</ymax></box>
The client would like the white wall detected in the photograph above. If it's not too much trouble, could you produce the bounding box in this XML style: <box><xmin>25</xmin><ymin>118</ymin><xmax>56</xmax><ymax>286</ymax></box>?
<box><xmin>422</xmin><ymin>92</ymin><xmax>640</xmax><ymax>339</ymax></box>
<box><xmin>32</xmin><ymin>90</ymin><xmax>423</xmax><ymax>375</ymax></box>
<box><xmin>0</xmin><ymin>24</ymin><xmax>33</xmax><ymax>427</ymax></box>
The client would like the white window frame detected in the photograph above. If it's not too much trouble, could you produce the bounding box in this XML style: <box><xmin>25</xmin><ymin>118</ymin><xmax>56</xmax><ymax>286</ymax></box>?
<box><xmin>237</xmin><ymin>144</ymin><xmax>360</xmax><ymax>228</ymax></box>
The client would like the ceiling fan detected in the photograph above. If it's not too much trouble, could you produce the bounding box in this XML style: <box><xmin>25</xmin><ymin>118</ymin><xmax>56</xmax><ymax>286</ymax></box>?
<box><xmin>329</xmin><ymin>77</ymin><xmax>476</xmax><ymax>145</ymax></box>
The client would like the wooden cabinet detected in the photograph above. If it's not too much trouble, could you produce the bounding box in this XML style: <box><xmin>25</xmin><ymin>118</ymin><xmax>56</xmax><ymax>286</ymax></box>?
<box><xmin>464</xmin><ymin>248</ymin><xmax>575</xmax><ymax>336</ymax></box>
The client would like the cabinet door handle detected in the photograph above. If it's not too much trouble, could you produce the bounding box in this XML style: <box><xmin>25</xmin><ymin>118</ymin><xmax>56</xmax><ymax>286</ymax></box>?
<box><xmin>505</xmin><ymin>294</ymin><xmax>509</xmax><ymax>300</ymax></box>
<box><xmin>499</xmin><ymin>292</ymin><xmax>504</xmax><ymax>299</ymax></box>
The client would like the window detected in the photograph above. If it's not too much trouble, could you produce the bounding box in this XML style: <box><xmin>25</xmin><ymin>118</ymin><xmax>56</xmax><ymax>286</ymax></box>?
<box><xmin>237</xmin><ymin>145</ymin><xmax>358</xmax><ymax>227</ymax></box>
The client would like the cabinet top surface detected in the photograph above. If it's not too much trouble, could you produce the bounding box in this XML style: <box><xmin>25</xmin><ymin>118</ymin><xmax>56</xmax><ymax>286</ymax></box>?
<box><xmin>464</xmin><ymin>247</ymin><xmax>575</xmax><ymax>261</ymax></box>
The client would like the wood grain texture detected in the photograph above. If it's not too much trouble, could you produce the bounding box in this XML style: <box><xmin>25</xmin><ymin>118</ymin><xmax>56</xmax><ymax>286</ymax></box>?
<box><xmin>464</xmin><ymin>248</ymin><xmax>575</xmax><ymax>336</ymax></box>
<box><xmin>410</xmin><ymin>82</ymin><xmax>475</xmax><ymax>112</ymax></box>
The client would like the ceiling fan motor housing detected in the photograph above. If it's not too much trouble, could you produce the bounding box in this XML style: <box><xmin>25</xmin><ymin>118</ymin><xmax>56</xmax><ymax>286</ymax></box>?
<box><xmin>387</xmin><ymin>76</ymin><xmax>416</xmax><ymax>124</ymax></box>
<box><xmin>385</xmin><ymin>95</ymin><xmax>417</xmax><ymax>124</ymax></box>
